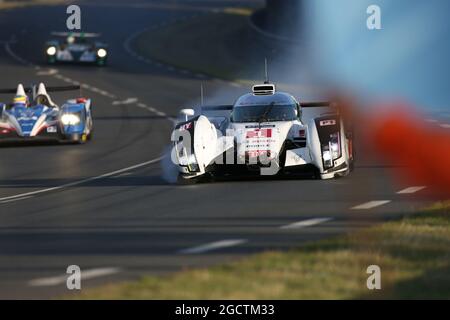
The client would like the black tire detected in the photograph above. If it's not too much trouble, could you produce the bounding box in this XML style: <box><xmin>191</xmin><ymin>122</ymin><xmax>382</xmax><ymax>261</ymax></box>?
<box><xmin>335</xmin><ymin>168</ymin><xmax>350</xmax><ymax>178</ymax></box>
<box><xmin>349</xmin><ymin>159</ymin><xmax>355</xmax><ymax>172</ymax></box>
<box><xmin>177</xmin><ymin>174</ymin><xmax>199</xmax><ymax>185</ymax></box>
<box><xmin>66</xmin><ymin>133</ymin><xmax>87</xmax><ymax>144</ymax></box>
<box><xmin>96</xmin><ymin>59</ymin><xmax>107</xmax><ymax>67</ymax></box>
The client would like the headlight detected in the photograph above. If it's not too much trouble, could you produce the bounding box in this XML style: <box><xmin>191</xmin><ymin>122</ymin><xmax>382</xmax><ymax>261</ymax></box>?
<box><xmin>178</xmin><ymin>148</ymin><xmax>199</xmax><ymax>172</ymax></box>
<box><xmin>61</xmin><ymin>114</ymin><xmax>80</xmax><ymax>125</ymax></box>
<box><xmin>322</xmin><ymin>132</ymin><xmax>341</xmax><ymax>169</ymax></box>
<box><xmin>97</xmin><ymin>48</ymin><xmax>107</xmax><ymax>58</ymax></box>
<box><xmin>322</xmin><ymin>145</ymin><xmax>333</xmax><ymax>169</ymax></box>
<box><xmin>46</xmin><ymin>46</ymin><xmax>57</xmax><ymax>56</ymax></box>
<box><xmin>186</xmin><ymin>154</ymin><xmax>200</xmax><ymax>172</ymax></box>
<box><xmin>329</xmin><ymin>132</ymin><xmax>341</xmax><ymax>159</ymax></box>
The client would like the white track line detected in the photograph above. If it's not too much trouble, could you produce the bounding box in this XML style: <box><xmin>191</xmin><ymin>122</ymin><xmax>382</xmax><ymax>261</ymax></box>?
<box><xmin>351</xmin><ymin>200</ymin><xmax>391</xmax><ymax>210</ymax></box>
<box><xmin>4</xmin><ymin>42</ymin><xmax>30</xmax><ymax>65</ymax></box>
<box><xmin>112</xmin><ymin>98</ymin><xmax>139</xmax><ymax>106</ymax></box>
<box><xmin>155</xmin><ymin>111</ymin><xmax>167</xmax><ymax>117</ymax></box>
<box><xmin>0</xmin><ymin>157</ymin><xmax>163</xmax><ymax>203</ymax></box>
<box><xmin>440</xmin><ymin>124</ymin><xmax>450</xmax><ymax>128</ymax></box>
<box><xmin>280</xmin><ymin>217</ymin><xmax>333</xmax><ymax>230</ymax></box>
<box><xmin>121</xmin><ymin>20</ymin><xmax>245</xmax><ymax>89</ymax></box>
<box><xmin>111</xmin><ymin>172</ymin><xmax>133</xmax><ymax>178</ymax></box>
<box><xmin>29</xmin><ymin>267</ymin><xmax>120</xmax><ymax>287</ymax></box>
<box><xmin>0</xmin><ymin>196</ymin><xmax>34</xmax><ymax>204</ymax></box>
<box><xmin>179</xmin><ymin>239</ymin><xmax>247</xmax><ymax>254</ymax></box>
<box><xmin>36</xmin><ymin>68</ymin><xmax>58</xmax><ymax>76</ymax></box>
<box><xmin>397</xmin><ymin>186</ymin><xmax>426</xmax><ymax>194</ymax></box>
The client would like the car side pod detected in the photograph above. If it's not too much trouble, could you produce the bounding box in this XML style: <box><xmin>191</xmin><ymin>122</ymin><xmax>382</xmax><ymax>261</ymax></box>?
<box><xmin>173</xmin><ymin>114</ymin><xmax>233</xmax><ymax>179</ymax></box>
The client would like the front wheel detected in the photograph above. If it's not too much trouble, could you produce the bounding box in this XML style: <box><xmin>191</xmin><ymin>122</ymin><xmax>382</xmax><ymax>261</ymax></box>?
<box><xmin>177</xmin><ymin>173</ymin><xmax>212</xmax><ymax>185</ymax></box>
<box><xmin>96</xmin><ymin>59</ymin><xmax>107</xmax><ymax>67</ymax></box>
<box><xmin>64</xmin><ymin>133</ymin><xmax>88</xmax><ymax>144</ymax></box>
<box><xmin>177</xmin><ymin>174</ymin><xmax>199</xmax><ymax>185</ymax></box>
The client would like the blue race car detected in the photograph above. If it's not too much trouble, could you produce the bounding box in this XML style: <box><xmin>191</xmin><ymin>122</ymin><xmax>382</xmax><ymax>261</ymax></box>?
<box><xmin>0</xmin><ymin>83</ymin><xmax>93</xmax><ymax>144</ymax></box>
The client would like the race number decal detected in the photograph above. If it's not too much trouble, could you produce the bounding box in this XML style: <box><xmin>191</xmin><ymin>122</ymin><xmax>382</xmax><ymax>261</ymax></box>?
<box><xmin>246</xmin><ymin>128</ymin><xmax>272</xmax><ymax>138</ymax></box>
<box><xmin>319</xmin><ymin>119</ymin><xmax>336</xmax><ymax>126</ymax></box>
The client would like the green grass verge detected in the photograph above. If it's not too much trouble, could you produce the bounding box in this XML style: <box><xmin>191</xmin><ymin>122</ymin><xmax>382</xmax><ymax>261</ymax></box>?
<box><xmin>75</xmin><ymin>201</ymin><xmax>450</xmax><ymax>299</ymax></box>
<box><xmin>133</xmin><ymin>11</ymin><xmax>276</xmax><ymax>83</ymax></box>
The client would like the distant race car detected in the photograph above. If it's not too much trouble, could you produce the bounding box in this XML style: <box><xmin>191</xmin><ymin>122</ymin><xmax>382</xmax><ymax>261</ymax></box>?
<box><xmin>0</xmin><ymin>83</ymin><xmax>93</xmax><ymax>144</ymax></box>
<box><xmin>45</xmin><ymin>32</ymin><xmax>108</xmax><ymax>66</ymax></box>
<box><xmin>172</xmin><ymin>83</ymin><xmax>354</xmax><ymax>182</ymax></box>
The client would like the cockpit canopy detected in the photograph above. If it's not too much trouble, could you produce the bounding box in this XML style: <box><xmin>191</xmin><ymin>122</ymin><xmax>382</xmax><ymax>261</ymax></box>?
<box><xmin>231</xmin><ymin>92</ymin><xmax>299</xmax><ymax>123</ymax></box>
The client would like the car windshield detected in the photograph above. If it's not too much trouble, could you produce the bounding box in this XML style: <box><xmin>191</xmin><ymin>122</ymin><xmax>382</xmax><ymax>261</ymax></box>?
<box><xmin>232</xmin><ymin>104</ymin><xmax>297</xmax><ymax>123</ymax></box>
<box><xmin>67</xmin><ymin>37</ymin><xmax>87</xmax><ymax>45</ymax></box>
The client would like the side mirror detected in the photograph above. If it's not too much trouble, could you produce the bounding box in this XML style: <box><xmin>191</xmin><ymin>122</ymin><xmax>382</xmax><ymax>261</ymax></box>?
<box><xmin>296</xmin><ymin>103</ymin><xmax>301</xmax><ymax>120</ymax></box>
<box><xmin>180</xmin><ymin>108</ymin><xmax>195</xmax><ymax>121</ymax></box>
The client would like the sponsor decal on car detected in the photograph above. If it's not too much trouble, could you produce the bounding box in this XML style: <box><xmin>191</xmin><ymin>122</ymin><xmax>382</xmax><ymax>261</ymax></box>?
<box><xmin>179</xmin><ymin>122</ymin><xmax>193</xmax><ymax>131</ymax></box>
<box><xmin>246</xmin><ymin>150</ymin><xmax>271</xmax><ymax>158</ymax></box>
<box><xmin>246</xmin><ymin>128</ymin><xmax>272</xmax><ymax>138</ymax></box>
<box><xmin>319</xmin><ymin>119</ymin><xmax>336</xmax><ymax>126</ymax></box>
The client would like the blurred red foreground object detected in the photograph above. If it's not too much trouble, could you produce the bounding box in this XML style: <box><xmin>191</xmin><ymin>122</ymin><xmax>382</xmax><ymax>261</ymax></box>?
<box><xmin>370</xmin><ymin>104</ymin><xmax>450</xmax><ymax>196</ymax></box>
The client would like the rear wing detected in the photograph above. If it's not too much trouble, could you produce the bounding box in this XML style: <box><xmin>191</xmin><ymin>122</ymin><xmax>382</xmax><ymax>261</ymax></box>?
<box><xmin>51</xmin><ymin>32</ymin><xmax>101</xmax><ymax>38</ymax></box>
<box><xmin>300</xmin><ymin>102</ymin><xmax>334</xmax><ymax>108</ymax></box>
<box><xmin>44</xmin><ymin>85</ymin><xmax>81</xmax><ymax>92</ymax></box>
<box><xmin>0</xmin><ymin>85</ymin><xmax>80</xmax><ymax>94</ymax></box>
<box><xmin>200</xmin><ymin>105</ymin><xmax>233</xmax><ymax>118</ymax></box>
<box><xmin>201</xmin><ymin>105</ymin><xmax>233</xmax><ymax>112</ymax></box>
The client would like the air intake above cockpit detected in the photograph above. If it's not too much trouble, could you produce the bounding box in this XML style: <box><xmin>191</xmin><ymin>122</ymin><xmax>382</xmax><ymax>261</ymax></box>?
<box><xmin>252</xmin><ymin>84</ymin><xmax>275</xmax><ymax>95</ymax></box>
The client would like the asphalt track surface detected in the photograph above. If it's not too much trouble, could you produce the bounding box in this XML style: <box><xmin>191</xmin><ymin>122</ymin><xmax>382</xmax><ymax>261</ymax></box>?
<box><xmin>0</xmin><ymin>1</ymin><xmax>443</xmax><ymax>299</ymax></box>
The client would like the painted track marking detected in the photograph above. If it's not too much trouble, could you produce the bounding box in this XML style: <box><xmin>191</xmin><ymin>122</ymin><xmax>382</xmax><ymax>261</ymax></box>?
<box><xmin>179</xmin><ymin>239</ymin><xmax>247</xmax><ymax>254</ymax></box>
<box><xmin>2</xmin><ymin>40</ymin><xmax>174</xmax><ymax>119</ymax></box>
<box><xmin>280</xmin><ymin>217</ymin><xmax>333</xmax><ymax>230</ymax></box>
<box><xmin>112</xmin><ymin>97</ymin><xmax>138</xmax><ymax>105</ymax></box>
<box><xmin>29</xmin><ymin>267</ymin><xmax>120</xmax><ymax>287</ymax></box>
<box><xmin>397</xmin><ymin>186</ymin><xmax>426</xmax><ymax>194</ymax></box>
<box><xmin>0</xmin><ymin>196</ymin><xmax>34</xmax><ymax>204</ymax></box>
<box><xmin>351</xmin><ymin>200</ymin><xmax>391</xmax><ymax>210</ymax></box>
<box><xmin>0</xmin><ymin>157</ymin><xmax>163</xmax><ymax>203</ymax></box>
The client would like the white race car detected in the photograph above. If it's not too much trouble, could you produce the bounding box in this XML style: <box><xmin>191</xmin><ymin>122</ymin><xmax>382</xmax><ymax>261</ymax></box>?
<box><xmin>45</xmin><ymin>32</ymin><xmax>108</xmax><ymax>66</ymax></box>
<box><xmin>171</xmin><ymin>83</ymin><xmax>354</xmax><ymax>182</ymax></box>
